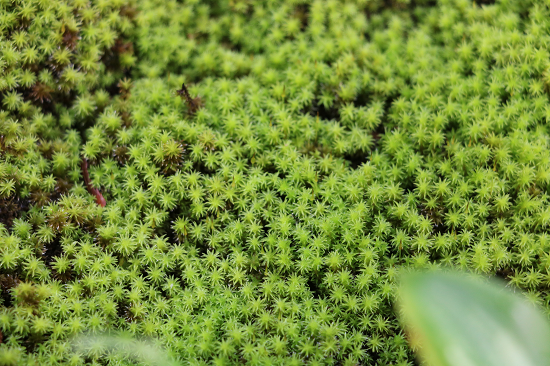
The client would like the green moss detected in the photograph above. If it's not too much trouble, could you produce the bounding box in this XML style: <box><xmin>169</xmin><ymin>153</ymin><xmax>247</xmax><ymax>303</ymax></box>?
<box><xmin>2</xmin><ymin>0</ymin><xmax>550</xmax><ymax>364</ymax></box>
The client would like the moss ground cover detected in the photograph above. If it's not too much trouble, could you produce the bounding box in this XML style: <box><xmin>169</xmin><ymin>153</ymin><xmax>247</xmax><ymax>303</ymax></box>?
<box><xmin>1</xmin><ymin>0</ymin><xmax>550</xmax><ymax>364</ymax></box>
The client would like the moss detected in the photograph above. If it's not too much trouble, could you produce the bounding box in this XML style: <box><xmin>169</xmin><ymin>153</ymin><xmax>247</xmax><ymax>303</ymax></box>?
<box><xmin>2</xmin><ymin>0</ymin><xmax>550</xmax><ymax>364</ymax></box>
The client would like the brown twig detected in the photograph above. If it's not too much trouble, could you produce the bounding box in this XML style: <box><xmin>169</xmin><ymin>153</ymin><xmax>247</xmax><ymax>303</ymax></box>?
<box><xmin>176</xmin><ymin>83</ymin><xmax>203</xmax><ymax>115</ymax></box>
<box><xmin>81</xmin><ymin>157</ymin><xmax>106</xmax><ymax>207</ymax></box>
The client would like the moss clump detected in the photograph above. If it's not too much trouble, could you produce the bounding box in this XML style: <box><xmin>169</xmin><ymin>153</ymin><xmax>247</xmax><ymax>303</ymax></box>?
<box><xmin>2</xmin><ymin>0</ymin><xmax>550</xmax><ymax>365</ymax></box>
<box><xmin>0</xmin><ymin>0</ymin><xmax>136</xmax><ymax>225</ymax></box>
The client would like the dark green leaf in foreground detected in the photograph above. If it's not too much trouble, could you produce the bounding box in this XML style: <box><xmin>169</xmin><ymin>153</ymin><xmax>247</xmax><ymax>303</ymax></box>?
<box><xmin>398</xmin><ymin>271</ymin><xmax>550</xmax><ymax>366</ymax></box>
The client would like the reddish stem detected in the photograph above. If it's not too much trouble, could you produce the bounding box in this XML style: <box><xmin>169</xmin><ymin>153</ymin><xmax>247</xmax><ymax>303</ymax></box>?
<box><xmin>81</xmin><ymin>157</ymin><xmax>106</xmax><ymax>207</ymax></box>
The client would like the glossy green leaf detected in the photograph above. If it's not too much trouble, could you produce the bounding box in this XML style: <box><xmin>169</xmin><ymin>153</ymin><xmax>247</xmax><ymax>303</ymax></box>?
<box><xmin>398</xmin><ymin>271</ymin><xmax>550</xmax><ymax>366</ymax></box>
